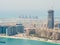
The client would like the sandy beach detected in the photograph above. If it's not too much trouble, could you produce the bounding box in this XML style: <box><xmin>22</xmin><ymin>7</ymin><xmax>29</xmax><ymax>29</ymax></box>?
<box><xmin>0</xmin><ymin>34</ymin><xmax>60</xmax><ymax>44</ymax></box>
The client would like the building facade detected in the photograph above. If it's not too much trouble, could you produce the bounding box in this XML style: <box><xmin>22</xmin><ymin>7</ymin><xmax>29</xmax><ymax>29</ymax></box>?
<box><xmin>6</xmin><ymin>26</ymin><xmax>17</xmax><ymax>36</ymax></box>
<box><xmin>48</xmin><ymin>10</ymin><xmax>54</xmax><ymax>29</ymax></box>
<box><xmin>16</xmin><ymin>24</ymin><xmax>24</xmax><ymax>33</ymax></box>
<box><xmin>0</xmin><ymin>26</ymin><xmax>7</xmax><ymax>34</ymax></box>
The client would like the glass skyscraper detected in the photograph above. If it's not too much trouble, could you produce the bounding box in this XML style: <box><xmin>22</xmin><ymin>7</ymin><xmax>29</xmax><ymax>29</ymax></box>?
<box><xmin>48</xmin><ymin>10</ymin><xmax>54</xmax><ymax>29</ymax></box>
<box><xmin>16</xmin><ymin>24</ymin><xmax>24</xmax><ymax>33</ymax></box>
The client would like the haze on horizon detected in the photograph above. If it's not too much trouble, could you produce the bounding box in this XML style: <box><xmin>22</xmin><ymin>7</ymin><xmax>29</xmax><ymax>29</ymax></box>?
<box><xmin>0</xmin><ymin>0</ymin><xmax>60</xmax><ymax>21</ymax></box>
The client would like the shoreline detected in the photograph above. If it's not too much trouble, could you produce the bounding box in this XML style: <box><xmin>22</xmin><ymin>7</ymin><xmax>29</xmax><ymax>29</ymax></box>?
<box><xmin>0</xmin><ymin>36</ymin><xmax>60</xmax><ymax>44</ymax></box>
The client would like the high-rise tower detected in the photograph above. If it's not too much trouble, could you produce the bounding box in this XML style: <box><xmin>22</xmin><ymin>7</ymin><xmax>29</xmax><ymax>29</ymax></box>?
<box><xmin>47</xmin><ymin>10</ymin><xmax>54</xmax><ymax>29</ymax></box>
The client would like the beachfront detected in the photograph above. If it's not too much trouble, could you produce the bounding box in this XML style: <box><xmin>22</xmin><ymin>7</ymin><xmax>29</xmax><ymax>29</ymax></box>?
<box><xmin>0</xmin><ymin>34</ymin><xmax>60</xmax><ymax>44</ymax></box>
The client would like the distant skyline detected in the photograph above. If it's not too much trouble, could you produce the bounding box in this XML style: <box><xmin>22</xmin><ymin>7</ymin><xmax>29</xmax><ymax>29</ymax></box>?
<box><xmin>0</xmin><ymin>0</ymin><xmax>60</xmax><ymax>21</ymax></box>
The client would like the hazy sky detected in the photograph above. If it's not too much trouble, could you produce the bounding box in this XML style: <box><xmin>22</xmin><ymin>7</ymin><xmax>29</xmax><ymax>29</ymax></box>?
<box><xmin>0</xmin><ymin>0</ymin><xmax>60</xmax><ymax>20</ymax></box>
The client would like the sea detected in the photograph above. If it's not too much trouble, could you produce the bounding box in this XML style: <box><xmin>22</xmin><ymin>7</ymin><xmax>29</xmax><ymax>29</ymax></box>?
<box><xmin>0</xmin><ymin>37</ymin><xmax>60</xmax><ymax>45</ymax></box>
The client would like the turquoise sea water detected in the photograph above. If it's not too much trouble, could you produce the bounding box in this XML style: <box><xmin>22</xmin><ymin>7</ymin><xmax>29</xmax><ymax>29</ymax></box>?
<box><xmin>0</xmin><ymin>37</ymin><xmax>60</xmax><ymax>45</ymax></box>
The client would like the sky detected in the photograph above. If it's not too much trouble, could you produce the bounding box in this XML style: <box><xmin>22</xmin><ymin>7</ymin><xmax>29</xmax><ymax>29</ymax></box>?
<box><xmin>0</xmin><ymin>0</ymin><xmax>60</xmax><ymax>20</ymax></box>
